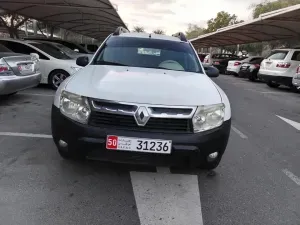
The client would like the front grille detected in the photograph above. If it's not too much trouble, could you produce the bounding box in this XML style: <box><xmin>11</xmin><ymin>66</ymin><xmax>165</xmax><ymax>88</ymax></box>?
<box><xmin>89</xmin><ymin>111</ymin><xmax>192</xmax><ymax>133</ymax></box>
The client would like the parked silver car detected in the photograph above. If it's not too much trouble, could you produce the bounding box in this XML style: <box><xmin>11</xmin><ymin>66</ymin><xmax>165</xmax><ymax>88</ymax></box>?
<box><xmin>0</xmin><ymin>44</ymin><xmax>41</xmax><ymax>96</ymax></box>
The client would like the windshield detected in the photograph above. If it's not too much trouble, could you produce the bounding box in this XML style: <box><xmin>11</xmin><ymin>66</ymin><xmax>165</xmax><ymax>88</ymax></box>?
<box><xmin>31</xmin><ymin>43</ymin><xmax>71</xmax><ymax>59</ymax></box>
<box><xmin>93</xmin><ymin>36</ymin><xmax>203</xmax><ymax>73</ymax></box>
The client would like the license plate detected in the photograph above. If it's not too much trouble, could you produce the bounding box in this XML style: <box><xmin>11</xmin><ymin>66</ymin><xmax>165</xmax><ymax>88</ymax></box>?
<box><xmin>18</xmin><ymin>63</ymin><xmax>34</xmax><ymax>74</ymax></box>
<box><xmin>106</xmin><ymin>135</ymin><xmax>172</xmax><ymax>154</ymax></box>
<box><xmin>241</xmin><ymin>66</ymin><xmax>247</xmax><ymax>70</ymax></box>
<box><xmin>265</xmin><ymin>62</ymin><xmax>272</xmax><ymax>67</ymax></box>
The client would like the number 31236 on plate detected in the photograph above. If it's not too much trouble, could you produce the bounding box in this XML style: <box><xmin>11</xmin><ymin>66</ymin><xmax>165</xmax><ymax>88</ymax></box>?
<box><xmin>106</xmin><ymin>135</ymin><xmax>172</xmax><ymax>154</ymax></box>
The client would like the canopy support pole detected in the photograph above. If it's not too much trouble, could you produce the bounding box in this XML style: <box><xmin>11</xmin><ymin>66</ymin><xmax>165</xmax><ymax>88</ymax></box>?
<box><xmin>33</xmin><ymin>20</ymin><xmax>37</xmax><ymax>36</ymax></box>
<box><xmin>25</xmin><ymin>21</ymin><xmax>28</xmax><ymax>36</ymax></box>
<box><xmin>236</xmin><ymin>44</ymin><xmax>240</xmax><ymax>55</ymax></box>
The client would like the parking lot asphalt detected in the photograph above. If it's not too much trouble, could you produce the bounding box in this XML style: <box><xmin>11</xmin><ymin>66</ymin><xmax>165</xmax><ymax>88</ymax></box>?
<box><xmin>1</xmin><ymin>76</ymin><xmax>300</xmax><ymax>225</ymax></box>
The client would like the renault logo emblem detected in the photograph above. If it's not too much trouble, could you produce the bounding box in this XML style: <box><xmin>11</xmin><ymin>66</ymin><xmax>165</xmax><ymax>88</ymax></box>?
<box><xmin>134</xmin><ymin>106</ymin><xmax>150</xmax><ymax>126</ymax></box>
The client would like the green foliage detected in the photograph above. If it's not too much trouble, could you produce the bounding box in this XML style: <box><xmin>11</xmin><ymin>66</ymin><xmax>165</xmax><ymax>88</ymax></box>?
<box><xmin>204</xmin><ymin>11</ymin><xmax>244</xmax><ymax>34</ymax></box>
<box><xmin>133</xmin><ymin>26</ymin><xmax>145</xmax><ymax>33</ymax></box>
<box><xmin>185</xmin><ymin>24</ymin><xmax>205</xmax><ymax>39</ymax></box>
<box><xmin>251</xmin><ymin>0</ymin><xmax>300</xmax><ymax>18</ymax></box>
<box><xmin>153</xmin><ymin>29</ymin><xmax>165</xmax><ymax>35</ymax></box>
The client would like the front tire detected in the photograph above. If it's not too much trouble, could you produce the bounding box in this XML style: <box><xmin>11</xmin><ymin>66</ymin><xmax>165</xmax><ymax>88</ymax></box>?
<box><xmin>48</xmin><ymin>70</ymin><xmax>70</xmax><ymax>90</ymax></box>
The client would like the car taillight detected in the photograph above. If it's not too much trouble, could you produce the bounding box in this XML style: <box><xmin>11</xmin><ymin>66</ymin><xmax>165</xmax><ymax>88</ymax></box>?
<box><xmin>234</xmin><ymin>62</ymin><xmax>241</xmax><ymax>66</ymax></box>
<box><xmin>254</xmin><ymin>64</ymin><xmax>260</xmax><ymax>68</ymax></box>
<box><xmin>276</xmin><ymin>62</ymin><xmax>290</xmax><ymax>68</ymax></box>
<box><xmin>0</xmin><ymin>63</ymin><xmax>13</xmax><ymax>76</ymax></box>
<box><xmin>296</xmin><ymin>66</ymin><xmax>300</xmax><ymax>74</ymax></box>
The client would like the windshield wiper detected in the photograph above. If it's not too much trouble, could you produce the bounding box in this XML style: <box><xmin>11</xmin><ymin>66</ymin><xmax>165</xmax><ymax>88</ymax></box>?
<box><xmin>94</xmin><ymin>61</ymin><xmax>128</xmax><ymax>66</ymax></box>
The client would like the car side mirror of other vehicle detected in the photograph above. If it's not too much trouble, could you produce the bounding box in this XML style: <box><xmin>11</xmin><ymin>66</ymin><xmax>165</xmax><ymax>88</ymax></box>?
<box><xmin>76</xmin><ymin>56</ymin><xmax>89</xmax><ymax>67</ymax></box>
<box><xmin>203</xmin><ymin>65</ymin><xmax>219</xmax><ymax>77</ymax></box>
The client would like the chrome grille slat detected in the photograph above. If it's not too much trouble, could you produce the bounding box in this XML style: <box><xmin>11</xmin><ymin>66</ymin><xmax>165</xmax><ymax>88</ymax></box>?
<box><xmin>88</xmin><ymin>99</ymin><xmax>196</xmax><ymax>133</ymax></box>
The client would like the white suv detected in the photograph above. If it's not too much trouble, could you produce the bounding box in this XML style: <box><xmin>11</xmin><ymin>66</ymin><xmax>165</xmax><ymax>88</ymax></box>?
<box><xmin>51</xmin><ymin>27</ymin><xmax>231</xmax><ymax>170</ymax></box>
<box><xmin>258</xmin><ymin>48</ymin><xmax>300</xmax><ymax>88</ymax></box>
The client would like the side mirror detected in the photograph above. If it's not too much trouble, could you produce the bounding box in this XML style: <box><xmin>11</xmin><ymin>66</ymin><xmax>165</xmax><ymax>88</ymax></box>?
<box><xmin>30</xmin><ymin>53</ymin><xmax>39</xmax><ymax>60</ymax></box>
<box><xmin>74</xmin><ymin>49</ymin><xmax>79</xmax><ymax>53</ymax></box>
<box><xmin>76</xmin><ymin>56</ymin><xmax>89</xmax><ymax>67</ymax></box>
<box><xmin>203</xmin><ymin>65</ymin><xmax>219</xmax><ymax>77</ymax></box>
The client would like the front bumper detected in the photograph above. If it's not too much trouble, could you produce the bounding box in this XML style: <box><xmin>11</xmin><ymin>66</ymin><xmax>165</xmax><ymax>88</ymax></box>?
<box><xmin>51</xmin><ymin>105</ymin><xmax>231</xmax><ymax>166</ymax></box>
<box><xmin>0</xmin><ymin>73</ymin><xmax>41</xmax><ymax>95</ymax></box>
<box><xmin>258</xmin><ymin>74</ymin><xmax>292</xmax><ymax>86</ymax></box>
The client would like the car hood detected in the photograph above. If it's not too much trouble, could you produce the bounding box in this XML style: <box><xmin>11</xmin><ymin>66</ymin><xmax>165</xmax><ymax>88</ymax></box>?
<box><xmin>66</xmin><ymin>66</ymin><xmax>221</xmax><ymax>106</ymax></box>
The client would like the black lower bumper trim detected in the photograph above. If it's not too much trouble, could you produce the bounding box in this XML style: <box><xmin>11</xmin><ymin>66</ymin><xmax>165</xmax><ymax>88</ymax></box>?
<box><xmin>51</xmin><ymin>105</ymin><xmax>231</xmax><ymax>166</ymax></box>
<box><xmin>258</xmin><ymin>74</ymin><xmax>293</xmax><ymax>86</ymax></box>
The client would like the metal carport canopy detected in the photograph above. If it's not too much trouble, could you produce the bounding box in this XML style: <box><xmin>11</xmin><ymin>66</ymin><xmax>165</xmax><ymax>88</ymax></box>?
<box><xmin>0</xmin><ymin>0</ymin><xmax>127</xmax><ymax>41</ymax></box>
<box><xmin>191</xmin><ymin>4</ymin><xmax>300</xmax><ymax>48</ymax></box>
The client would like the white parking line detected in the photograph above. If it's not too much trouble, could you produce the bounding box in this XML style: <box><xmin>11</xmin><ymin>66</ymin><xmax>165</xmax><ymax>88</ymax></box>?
<box><xmin>231</xmin><ymin>126</ymin><xmax>248</xmax><ymax>139</ymax></box>
<box><xmin>130</xmin><ymin>172</ymin><xmax>203</xmax><ymax>225</ymax></box>
<box><xmin>282</xmin><ymin>169</ymin><xmax>300</xmax><ymax>186</ymax></box>
<box><xmin>0</xmin><ymin>132</ymin><xmax>52</xmax><ymax>139</ymax></box>
<box><xmin>259</xmin><ymin>91</ymin><xmax>280</xmax><ymax>94</ymax></box>
<box><xmin>18</xmin><ymin>93</ymin><xmax>54</xmax><ymax>97</ymax></box>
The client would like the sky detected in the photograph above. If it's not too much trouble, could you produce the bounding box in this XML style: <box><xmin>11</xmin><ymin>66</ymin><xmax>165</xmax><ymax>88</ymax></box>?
<box><xmin>111</xmin><ymin>0</ymin><xmax>265</xmax><ymax>34</ymax></box>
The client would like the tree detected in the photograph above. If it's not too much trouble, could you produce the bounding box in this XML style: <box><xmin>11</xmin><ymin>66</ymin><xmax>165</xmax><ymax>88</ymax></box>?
<box><xmin>133</xmin><ymin>26</ymin><xmax>145</xmax><ymax>33</ymax></box>
<box><xmin>251</xmin><ymin>0</ymin><xmax>300</xmax><ymax>18</ymax></box>
<box><xmin>185</xmin><ymin>24</ymin><xmax>205</xmax><ymax>39</ymax></box>
<box><xmin>153</xmin><ymin>29</ymin><xmax>165</xmax><ymax>35</ymax></box>
<box><xmin>204</xmin><ymin>11</ymin><xmax>244</xmax><ymax>34</ymax></box>
<box><xmin>0</xmin><ymin>13</ymin><xmax>29</xmax><ymax>38</ymax></box>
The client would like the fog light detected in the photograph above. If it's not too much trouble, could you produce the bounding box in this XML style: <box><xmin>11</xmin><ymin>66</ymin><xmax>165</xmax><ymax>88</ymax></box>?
<box><xmin>59</xmin><ymin>140</ymin><xmax>68</xmax><ymax>148</ymax></box>
<box><xmin>207</xmin><ymin>152</ymin><xmax>218</xmax><ymax>162</ymax></box>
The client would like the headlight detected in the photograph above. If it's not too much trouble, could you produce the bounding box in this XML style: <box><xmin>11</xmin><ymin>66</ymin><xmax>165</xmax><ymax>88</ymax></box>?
<box><xmin>59</xmin><ymin>91</ymin><xmax>91</xmax><ymax>124</ymax></box>
<box><xmin>192</xmin><ymin>103</ymin><xmax>225</xmax><ymax>132</ymax></box>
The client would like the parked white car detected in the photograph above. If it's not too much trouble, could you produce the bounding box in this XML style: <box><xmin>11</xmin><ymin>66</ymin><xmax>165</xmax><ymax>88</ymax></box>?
<box><xmin>227</xmin><ymin>56</ymin><xmax>263</xmax><ymax>76</ymax></box>
<box><xmin>51</xmin><ymin>28</ymin><xmax>231</xmax><ymax>170</ymax></box>
<box><xmin>0</xmin><ymin>39</ymin><xmax>82</xmax><ymax>89</ymax></box>
<box><xmin>258</xmin><ymin>48</ymin><xmax>300</xmax><ymax>88</ymax></box>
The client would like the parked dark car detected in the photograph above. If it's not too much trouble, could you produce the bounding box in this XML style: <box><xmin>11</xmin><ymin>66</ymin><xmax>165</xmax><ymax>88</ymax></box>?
<box><xmin>238</xmin><ymin>58</ymin><xmax>264</xmax><ymax>81</ymax></box>
<box><xmin>211</xmin><ymin>54</ymin><xmax>239</xmax><ymax>74</ymax></box>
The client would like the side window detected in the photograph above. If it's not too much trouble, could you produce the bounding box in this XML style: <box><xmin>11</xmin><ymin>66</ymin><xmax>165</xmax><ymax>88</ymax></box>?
<box><xmin>250</xmin><ymin>57</ymin><xmax>259</xmax><ymax>62</ymax></box>
<box><xmin>267</xmin><ymin>51</ymin><xmax>288</xmax><ymax>60</ymax></box>
<box><xmin>4</xmin><ymin>41</ymin><xmax>49</xmax><ymax>60</ymax></box>
<box><xmin>291</xmin><ymin>51</ymin><xmax>300</xmax><ymax>61</ymax></box>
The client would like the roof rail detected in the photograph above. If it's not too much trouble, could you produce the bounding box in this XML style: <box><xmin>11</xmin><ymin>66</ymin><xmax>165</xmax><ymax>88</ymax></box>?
<box><xmin>113</xmin><ymin>26</ymin><xmax>129</xmax><ymax>35</ymax></box>
<box><xmin>172</xmin><ymin>32</ymin><xmax>187</xmax><ymax>42</ymax></box>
